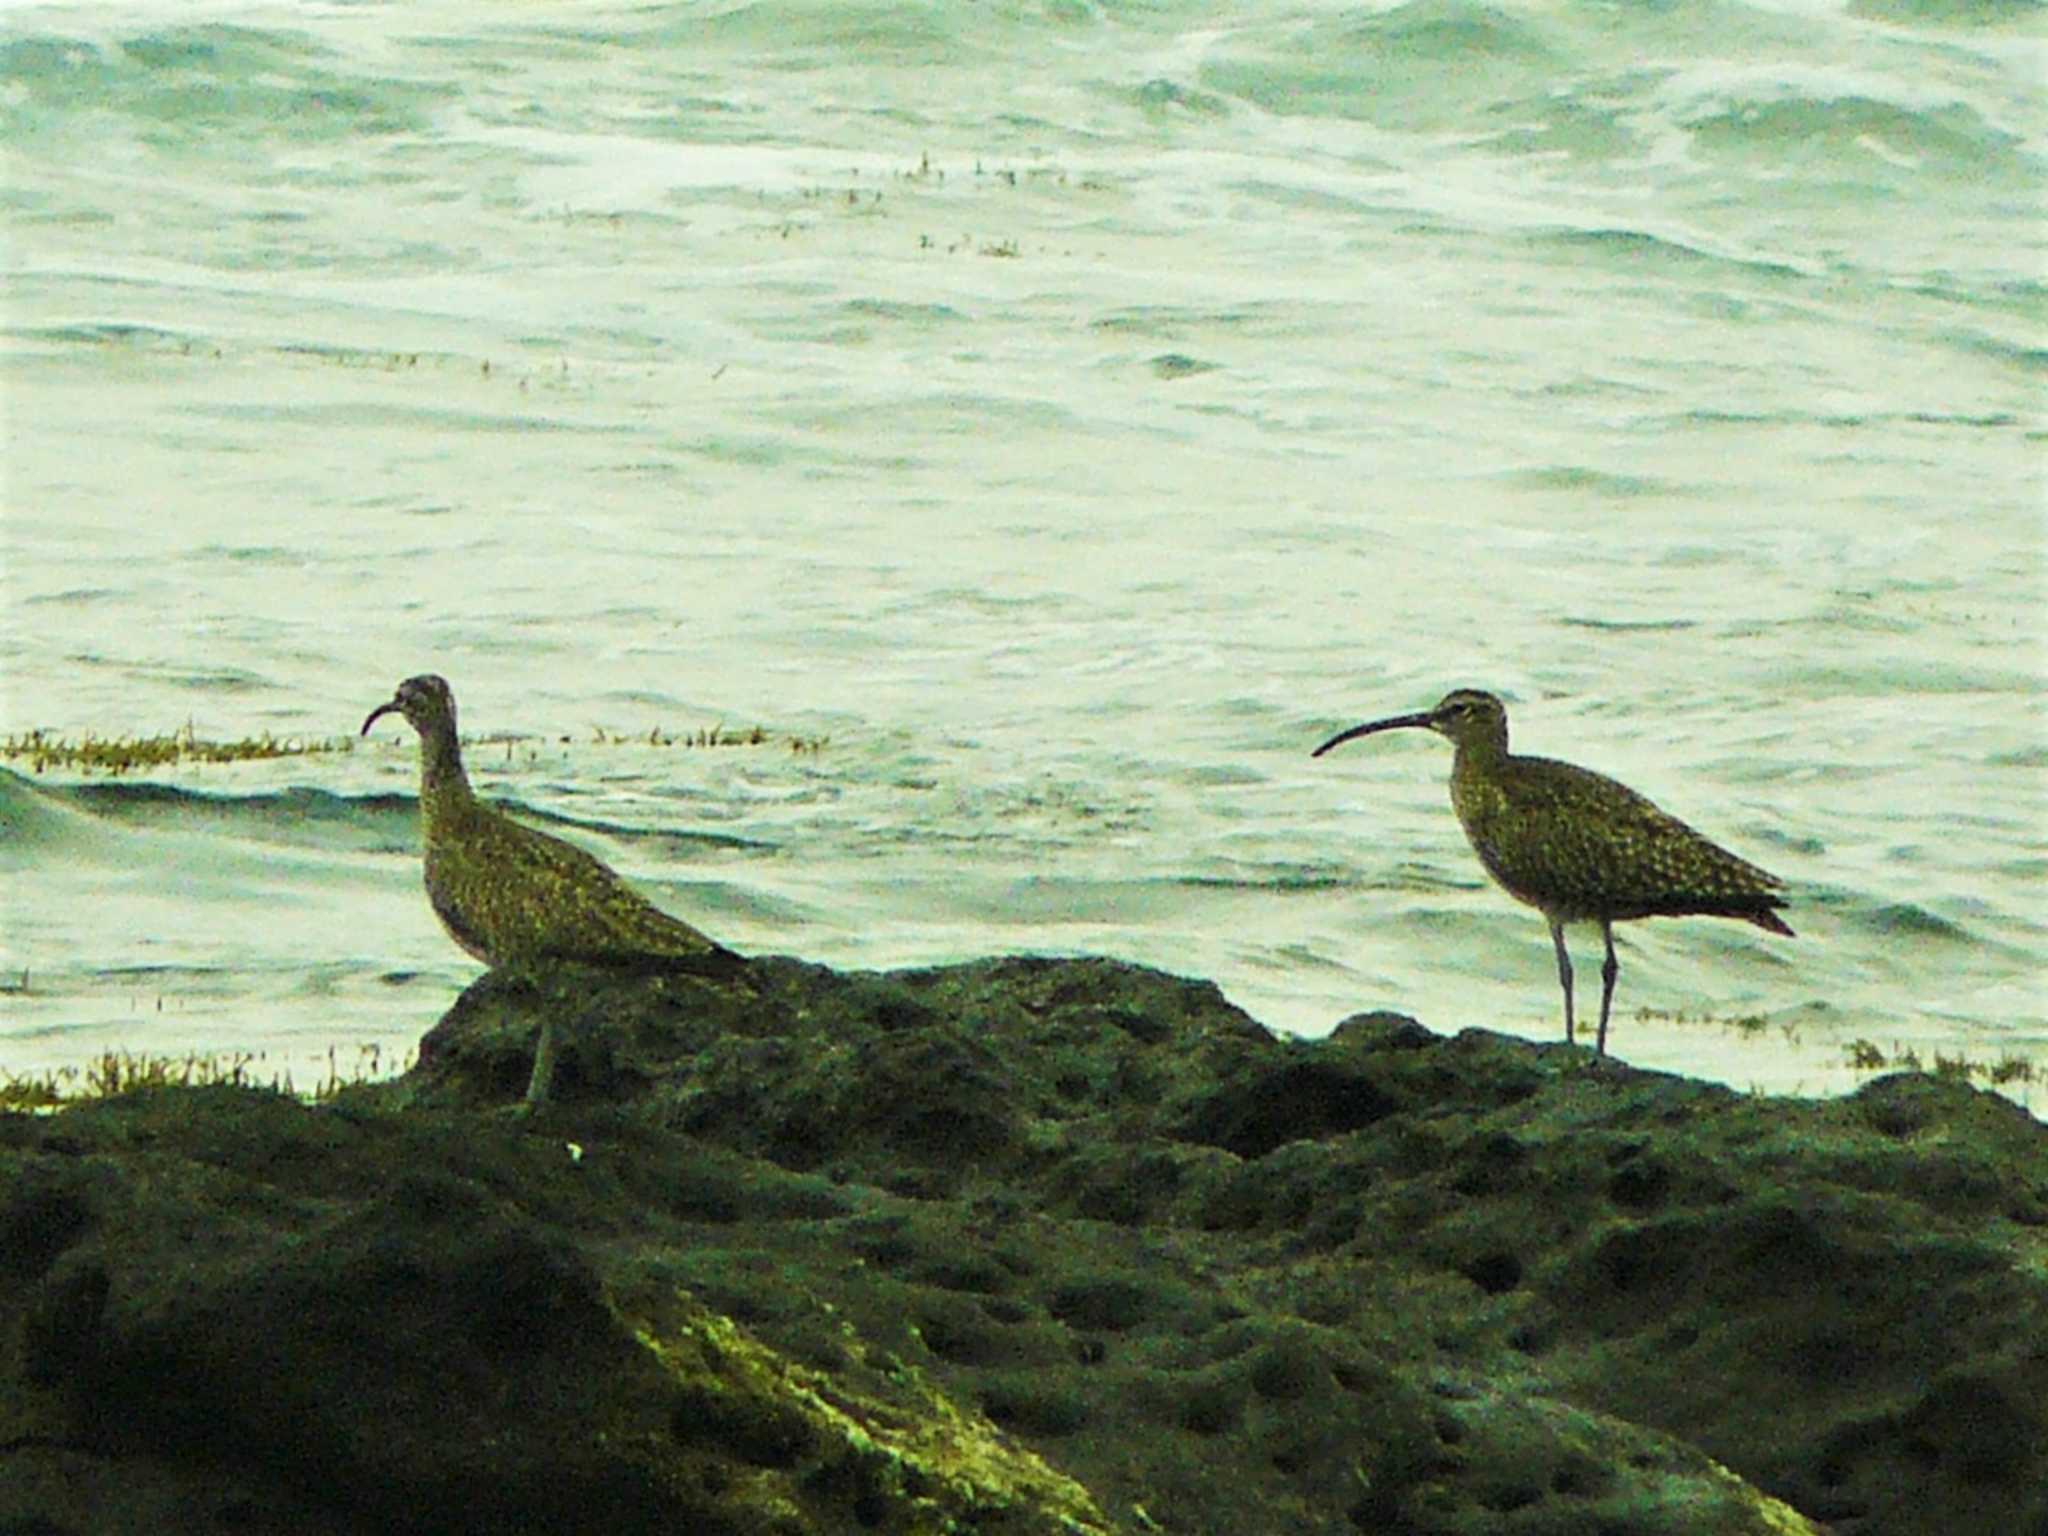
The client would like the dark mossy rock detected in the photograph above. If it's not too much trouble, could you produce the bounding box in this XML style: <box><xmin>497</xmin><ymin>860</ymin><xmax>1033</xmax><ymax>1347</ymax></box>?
<box><xmin>0</xmin><ymin>1085</ymin><xmax>1105</xmax><ymax>1536</ymax></box>
<box><xmin>4</xmin><ymin>955</ymin><xmax>2043</xmax><ymax>1535</ymax></box>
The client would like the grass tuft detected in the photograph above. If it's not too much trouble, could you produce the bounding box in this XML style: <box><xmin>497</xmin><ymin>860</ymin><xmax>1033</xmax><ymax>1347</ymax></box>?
<box><xmin>1630</xmin><ymin>1007</ymin><xmax>1772</xmax><ymax>1035</ymax></box>
<box><xmin>3</xmin><ymin>726</ymin><xmax>355</xmax><ymax>776</ymax></box>
<box><xmin>7</xmin><ymin>722</ymin><xmax>828</xmax><ymax>778</ymax></box>
<box><xmin>1843</xmin><ymin>1038</ymin><xmax>2036</xmax><ymax>1086</ymax></box>
<box><xmin>0</xmin><ymin>1042</ymin><xmax>413</xmax><ymax>1111</ymax></box>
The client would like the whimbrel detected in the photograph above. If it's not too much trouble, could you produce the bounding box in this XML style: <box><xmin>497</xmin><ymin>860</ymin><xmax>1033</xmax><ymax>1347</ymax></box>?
<box><xmin>1312</xmin><ymin>688</ymin><xmax>1791</xmax><ymax>1055</ymax></box>
<box><xmin>363</xmin><ymin>674</ymin><xmax>746</xmax><ymax>1103</ymax></box>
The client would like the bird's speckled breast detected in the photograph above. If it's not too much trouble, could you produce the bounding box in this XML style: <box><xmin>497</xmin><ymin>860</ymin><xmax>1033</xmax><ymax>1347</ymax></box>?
<box><xmin>1448</xmin><ymin>755</ymin><xmax>1550</xmax><ymax>911</ymax></box>
<box><xmin>420</xmin><ymin>795</ymin><xmax>504</xmax><ymax>963</ymax></box>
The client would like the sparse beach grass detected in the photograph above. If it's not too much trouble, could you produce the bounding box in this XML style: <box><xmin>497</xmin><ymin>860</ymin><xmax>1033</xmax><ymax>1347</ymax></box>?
<box><xmin>1844</xmin><ymin>1037</ymin><xmax>2036</xmax><ymax>1088</ymax></box>
<box><xmin>3</xmin><ymin>721</ymin><xmax>826</xmax><ymax>776</ymax></box>
<box><xmin>0</xmin><ymin>1042</ymin><xmax>414</xmax><ymax>1111</ymax></box>
<box><xmin>1633</xmin><ymin>1006</ymin><xmax>1772</xmax><ymax>1035</ymax></box>
<box><xmin>2</xmin><ymin>726</ymin><xmax>356</xmax><ymax>776</ymax></box>
<box><xmin>1632</xmin><ymin>1007</ymin><xmax>2037</xmax><ymax>1095</ymax></box>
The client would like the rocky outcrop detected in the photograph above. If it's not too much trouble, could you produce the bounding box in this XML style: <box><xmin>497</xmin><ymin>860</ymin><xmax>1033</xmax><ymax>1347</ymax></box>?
<box><xmin>4</xmin><ymin>955</ymin><xmax>2042</xmax><ymax>1534</ymax></box>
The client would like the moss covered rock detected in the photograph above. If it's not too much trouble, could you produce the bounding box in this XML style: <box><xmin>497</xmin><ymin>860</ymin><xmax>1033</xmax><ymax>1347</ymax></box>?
<box><xmin>5</xmin><ymin>955</ymin><xmax>2041</xmax><ymax>1534</ymax></box>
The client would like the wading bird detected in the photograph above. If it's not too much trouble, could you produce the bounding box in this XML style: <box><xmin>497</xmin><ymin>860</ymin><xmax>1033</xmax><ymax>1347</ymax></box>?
<box><xmin>1313</xmin><ymin>688</ymin><xmax>1791</xmax><ymax>1055</ymax></box>
<box><xmin>363</xmin><ymin>674</ymin><xmax>746</xmax><ymax>1102</ymax></box>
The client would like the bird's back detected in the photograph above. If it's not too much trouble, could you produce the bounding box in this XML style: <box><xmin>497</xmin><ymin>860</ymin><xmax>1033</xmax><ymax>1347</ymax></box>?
<box><xmin>1451</xmin><ymin>751</ymin><xmax>1790</xmax><ymax>929</ymax></box>
<box><xmin>423</xmin><ymin>795</ymin><xmax>742</xmax><ymax>972</ymax></box>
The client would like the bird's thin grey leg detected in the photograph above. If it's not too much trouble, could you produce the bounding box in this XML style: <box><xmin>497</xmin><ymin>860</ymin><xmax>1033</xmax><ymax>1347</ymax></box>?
<box><xmin>524</xmin><ymin>1017</ymin><xmax>558</xmax><ymax>1108</ymax></box>
<box><xmin>1549</xmin><ymin>919</ymin><xmax>1575</xmax><ymax>1045</ymax></box>
<box><xmin>1596</xmin><ymin>921</ymin><xmax>1619</xmax><ymax>1057</ymax></box>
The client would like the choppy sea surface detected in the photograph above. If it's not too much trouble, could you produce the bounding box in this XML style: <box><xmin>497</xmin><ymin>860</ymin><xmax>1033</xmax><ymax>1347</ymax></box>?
<box><xmin>2</xmin><ymin>0</ymin><xmax>2043</xmax><ymax>1105</ymax></box>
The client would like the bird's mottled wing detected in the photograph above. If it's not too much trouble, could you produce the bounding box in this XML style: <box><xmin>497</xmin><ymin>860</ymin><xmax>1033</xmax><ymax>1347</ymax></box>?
<box><xmin>433</xmin><ymin>805</ymin><xmax>735</xmax><ymax>968</ymax></box>
<box><xmin>1463</xmin><ymin>756</ymin><xmax>1783</xmax><ymax>922</ymax></box>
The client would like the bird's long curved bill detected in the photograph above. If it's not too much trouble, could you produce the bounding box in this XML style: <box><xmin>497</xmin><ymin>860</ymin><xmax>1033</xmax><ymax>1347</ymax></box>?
<box><xmin>1311</xmin><ymin>711</ymin><xmax>1433</xmax><ymax>758</ymax></box>
<box><xmin>360</xmin><ymin>699</ymin><xmax>400</xmax><ymax>736</ymax></box>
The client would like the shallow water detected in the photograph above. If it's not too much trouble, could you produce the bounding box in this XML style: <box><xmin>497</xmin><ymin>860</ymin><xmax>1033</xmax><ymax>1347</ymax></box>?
<box><xmin>3</xmin><ymin>0</ymin><xmax>2043</xmax><ymax>1104</ymax></box>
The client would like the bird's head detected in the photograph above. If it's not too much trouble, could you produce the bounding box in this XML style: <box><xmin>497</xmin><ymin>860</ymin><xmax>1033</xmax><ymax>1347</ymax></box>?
<box><xmin>362</xmin><ymin>674</ymin><xmax>458</xmax><ymax>739</ymax></box>
<box><xmin>1312</xmin><ymin>687</ymin><xmax>1508</xmax><ymax>758</ymax></box>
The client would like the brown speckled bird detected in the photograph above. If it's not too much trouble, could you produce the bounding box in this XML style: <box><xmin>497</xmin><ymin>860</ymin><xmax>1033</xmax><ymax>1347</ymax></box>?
<box><xmin>363</xmin><ymin>674</ymin><xmax>746</xmax><ymax>1101</ymax></box>
<box><xmin>1313</xmin><ymin>688</ymin><xmax>1791</xmax><ymax>1056</ymax></box>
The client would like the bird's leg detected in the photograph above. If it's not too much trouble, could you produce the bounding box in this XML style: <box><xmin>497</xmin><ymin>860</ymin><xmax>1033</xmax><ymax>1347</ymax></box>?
<box><xmin>524</xmin><ymin>1016</ymin><xmax>558</xmax><ymax>1109</ymax></box>
<box><xmin>1596</xmin><ymin>921</ymin><xmax>1619</xmax><ymax>1058</ymax></box>
<box><xmin>1548</xmin><ymin>919</ymin><xmax>1575</xmax><ymax>1045</ymax></box>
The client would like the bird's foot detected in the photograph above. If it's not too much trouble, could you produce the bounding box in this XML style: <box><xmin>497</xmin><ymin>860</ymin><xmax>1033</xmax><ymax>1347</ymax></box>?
<box><xmin>1560</xmin><ymin>1047</ymin><xmax>1621</xmax><ymax>1078</ymax></box>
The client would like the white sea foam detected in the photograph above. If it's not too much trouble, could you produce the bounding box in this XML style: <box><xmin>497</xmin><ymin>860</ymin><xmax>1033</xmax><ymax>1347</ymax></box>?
<box><xmin>0</xmin><ymin>0</ymin><xmax>2040</xmax><ymax>1100</ymax></box>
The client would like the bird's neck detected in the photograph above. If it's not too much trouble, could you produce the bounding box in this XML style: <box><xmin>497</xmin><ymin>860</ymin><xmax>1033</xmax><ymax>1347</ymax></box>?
<box><xmin>1450</xmin><ymin>727</ymin><xmax>1510</xmax><ymax>778</ymax></box>
<box><xmin>1448</xmin><ymin>730</ymin><xmax>1512</xmax><ymax>836</ymax></box>
<box><xmin>417</xmin><ymin>726</ymin><xmax>476</xmax><ymax>817</ymax></box>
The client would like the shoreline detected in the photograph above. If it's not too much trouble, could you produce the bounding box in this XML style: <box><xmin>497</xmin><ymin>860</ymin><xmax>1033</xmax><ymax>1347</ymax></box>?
<box><xmin>6</xmin><ymin>957</ymin><xmax>2039</xmax><ymax>1118</ymax></box>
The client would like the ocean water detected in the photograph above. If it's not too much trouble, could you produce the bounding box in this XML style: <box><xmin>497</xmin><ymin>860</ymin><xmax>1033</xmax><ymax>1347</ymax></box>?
<box><xmin>2</xmin><ymin>0</ymin><xmax>2043</xmax><ymax>1104</ymax></box>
